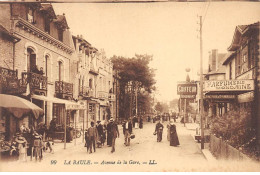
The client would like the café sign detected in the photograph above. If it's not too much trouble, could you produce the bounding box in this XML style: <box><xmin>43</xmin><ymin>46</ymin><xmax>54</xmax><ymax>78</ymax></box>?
<box><xmin>177</xmin><ymin>83</ymin><xmax>197</xmax><ymax>95</ymax></box>
<box><xmin>204</xmin><ymin>80</ymin><xmax>254</xmax><ymax>92</ymax></box>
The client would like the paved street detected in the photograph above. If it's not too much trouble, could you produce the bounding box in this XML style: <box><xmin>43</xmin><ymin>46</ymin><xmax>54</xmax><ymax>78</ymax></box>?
<box><xmin>1</xmin><ymin>121</ymin><xmax>260</xmax><ymax>172</ymax></box>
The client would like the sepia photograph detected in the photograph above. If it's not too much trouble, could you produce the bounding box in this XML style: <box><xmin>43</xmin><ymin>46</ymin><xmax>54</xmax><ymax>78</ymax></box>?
<box><xmin>0</xmin><ymin>0</ymin><xmax>260</xmax><ymax>172</ymax></box>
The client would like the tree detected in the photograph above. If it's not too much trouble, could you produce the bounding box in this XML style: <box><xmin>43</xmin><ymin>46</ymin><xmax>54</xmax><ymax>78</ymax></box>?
<box><xmin>111</xmin><ymin>54</ymin><xmax>156</xmax><ymax>119</ymax></box>
<box><xmin>155</xmin><ymin>102</ymin><xmax>163</xmax><ymax>114</ymax></box>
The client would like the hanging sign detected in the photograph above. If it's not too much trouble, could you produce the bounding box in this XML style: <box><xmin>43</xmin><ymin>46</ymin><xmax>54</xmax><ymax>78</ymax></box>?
<box><xmin>204</xmin><ymin>80</ymin><xmax>254</xmax><ymax>92</ymax></box>
<box><xmin>177</xmin><ymin>82</ymin><xmax>197</xmax><ymax>95</ymax></box>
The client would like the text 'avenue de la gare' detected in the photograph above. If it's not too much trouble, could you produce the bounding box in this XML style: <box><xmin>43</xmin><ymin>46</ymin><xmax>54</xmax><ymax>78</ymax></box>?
<box><xmin>62</xmin><ymin>160</ymin><xmax>157</xmax><ymax>165</ymax></box>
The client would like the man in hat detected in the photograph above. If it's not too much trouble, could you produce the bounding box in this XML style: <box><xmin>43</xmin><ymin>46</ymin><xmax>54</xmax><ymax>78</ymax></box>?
<box><xmin>123</xmin><ymin>118</ymin><xmax>132</xmax><ymax>146</ymax></box>
<box><xmin>110</xmin><ymin>118</ymin><xmax>119</xmax><ymax>153</ymax></box>
<box><xmin>87</xmin><ymin>121</ymin><xmax>98</xmax><ymax>153</ymax></box>
<box><xmin>106</xmin><ymin>118</ymin><xmax>113</xmax><ymax>147</ymax></box>
<box><xmin>169</xmin><ymin>120</ymin><xmax>180</xmax><ymax>146</ymax></box>
<box><xmin>96</xmin><ymin>120</ymin><xmax>104</xmax><ymax>148</ymax></box>
<box><xmin>155</xmin><ymin>120</ymin><xmax>164</xmax><ymax>142</ymax></box>
<box><xmin>49</xmin><ymin>117</ymin><xmax>57</xmax><ymax>141</ymax></box>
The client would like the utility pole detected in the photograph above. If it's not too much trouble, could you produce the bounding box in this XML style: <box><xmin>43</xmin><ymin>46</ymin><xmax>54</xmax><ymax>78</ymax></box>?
<box><xmin>199</xmin><ymin>15</ymin><xmax>205</xmax><ymax>149</ymax></box>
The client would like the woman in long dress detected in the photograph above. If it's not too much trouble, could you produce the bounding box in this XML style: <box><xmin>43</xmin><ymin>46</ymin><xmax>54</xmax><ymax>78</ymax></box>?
<box><xmin>169</xmin><ymin>120</ymin><xmax>180</xmax><ymax>147</ymax></box>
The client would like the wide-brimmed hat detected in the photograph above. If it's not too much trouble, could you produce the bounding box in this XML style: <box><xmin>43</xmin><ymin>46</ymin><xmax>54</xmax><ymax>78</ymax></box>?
<box><xmin>97</xmin><ymin>120</ymin><xmax>101</xmax><ymax>123</ymax></box>
<box><xmin>15</xmin><ymin>136</ymin><xmax>26</xmax><ymax>144</ymax></box>
<box><xmin>109</xmin><ymin>118</ymin><xmax>114</xmax><ymax>122</ymax></box>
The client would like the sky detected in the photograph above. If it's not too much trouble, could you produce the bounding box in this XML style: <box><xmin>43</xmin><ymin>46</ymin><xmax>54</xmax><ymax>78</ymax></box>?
<box><xmin>53</xmin><ymin>1</ymin><xmax>260</xmax><ymax>102</ymax></box>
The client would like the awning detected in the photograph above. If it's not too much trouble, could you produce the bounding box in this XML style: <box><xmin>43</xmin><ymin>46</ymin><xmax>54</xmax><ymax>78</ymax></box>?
<box><xmin>31</xmin><ymin>94</ymin><xmax>80</xmax><ymax>110</ymax></box>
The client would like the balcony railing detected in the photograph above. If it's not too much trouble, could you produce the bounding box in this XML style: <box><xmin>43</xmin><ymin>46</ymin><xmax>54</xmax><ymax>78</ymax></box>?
<box><xmin>79</xmin><ymin>86</ymin><xmax>95</xmax><ymax>98</ymax></box>
<box><xmin>89</xmin><ymin>62</ymin><xmax>99</xmax><ymax>75</ymax></box>
<box><xmin>98</xmin><ymin>91</ymin><xmax>109</xmax><ymax>100</ymax></box>
<box><xmin>0</xmin><ymin>67</ymin><xmax>24</xmax><ymax>94</ymax></box>
<box><xmin>55</xmin><ymin>81</ymin><xmax>73</xmax><ymax>99</ymax></box>
<box><xmin>21</xmin><ymin>72</ymin><xmax>47</xmax><ymax>95</ymax></box>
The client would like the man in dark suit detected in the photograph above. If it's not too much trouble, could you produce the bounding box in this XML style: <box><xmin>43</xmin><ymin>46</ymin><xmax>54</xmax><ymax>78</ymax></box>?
<box><xmin>123</xmin><ymin>118</ymin><xmax>132</xmax><ymax>146</ymax></box>
<box><xmin>87</xmin><ymin>121</ymin><xmax>98</xmax><ymax>153</ymax></box>
<box><xmin>107</xmin><ymin>119</ymin><xmax>113</xmax><ymax>146</ymax></box>
<box><xmin>110</xmin><ymin>118</ymin><xmax>119</xmax><ymax>153</ymax></box>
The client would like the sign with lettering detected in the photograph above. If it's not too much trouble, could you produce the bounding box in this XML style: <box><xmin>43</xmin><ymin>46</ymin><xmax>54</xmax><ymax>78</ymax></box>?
<box><xmin>204</xmin><ymin>94</ymin><xmax>236</xmax><ymax>99</ymax></box>
<box><xmin>204</xmin><ymin>80</ymin><xmax>254</xmax><ymax>92</ymax></box>
<box><xmin>180</xmin><ymin>95</ymin><xmax>196</xmax><ymax>99</ymax></box>
<box><xmin>177</xmin><ymin>83</ymin><xmax>197</xmax><ymax>95</ymax></box>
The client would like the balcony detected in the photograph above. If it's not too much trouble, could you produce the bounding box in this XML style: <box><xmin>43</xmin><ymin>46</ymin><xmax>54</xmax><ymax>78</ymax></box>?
<box><xmin>55</xmin><ymin>81</ymin><xmax>73</xmax><ymax>100</ymax></box>
<box><xmin>21</xmin><ymin>72</ymin><xmax>48</xmax><ymax>96</ymax></box>
<box><xmin>98</xmin><ymin>91</ymin><xmax>109</xmax><ymax>100</ymax></box>
<box><xmin>0</xmin><ymin>67</ymin><xmax>25</xmax><ymax>94</ymax></box>
<box><xmin>79</xmin><ymin>86</ymin><xmax>94</xmax><ymax>98</ymax></box>
<box><xmin>89</xmin><ymin>62</ymin><xmax>99</xmax><ymax>75</ymax></box>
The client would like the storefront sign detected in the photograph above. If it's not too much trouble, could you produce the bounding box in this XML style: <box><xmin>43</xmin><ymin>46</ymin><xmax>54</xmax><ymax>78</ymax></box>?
<box><xmin>204</xmin><ymin>94</ymin><xmax>236</xmax><ymax>99</ymax></box>
<box><xmin>204</xmin><ymin>80</ymin><xmax>254</xmax><ymax>92</ymax></box>
<box><xmin>238</xmin><ymin>91</ymin><xmax>254</xmax><ymax>103</ymax></box>
<box><xmin>177</xmin><ymin>83</ymin><xmax>197</xmax><ymax>95</ymax></box>
<box><xmin>180</xmin><ymin>95</ymin><xmax>196</xmax><ymax>99</ymax></box>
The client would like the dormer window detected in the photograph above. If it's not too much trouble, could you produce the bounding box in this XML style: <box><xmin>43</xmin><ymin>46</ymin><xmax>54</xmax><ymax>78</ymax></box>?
<box><xmin>27</xmin><ymin>7</ymin><xmax>35</xmax><ymax>24</ymax></box>
<box><xmin>58</xmin><ymin>29</ymin><xmax>63</xmax><ymax>42</ymax></box>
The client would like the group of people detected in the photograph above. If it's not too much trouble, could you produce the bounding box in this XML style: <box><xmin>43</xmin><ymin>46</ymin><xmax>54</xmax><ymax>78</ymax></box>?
<box><xmin>85</xmin><ymin>118</ymin><xmax>119</xmax><ymax>154</ymax></box>
<box><xmin>154</xmin><ymin>119</ymin><xmax>180</xmax><ymax>147</ymax></box>
<box><xmin>9</xmin><ymin>122</ymin><xmax>53</xmax><ymax>162</ymax></box>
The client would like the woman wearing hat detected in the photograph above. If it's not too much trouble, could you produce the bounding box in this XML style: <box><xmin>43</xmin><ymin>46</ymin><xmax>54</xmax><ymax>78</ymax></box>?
<box><xmin>169</xmin><ymin>120</ymin><xmax>180</xmax><ymax>147</ymax></box>
<box><xmin>15</xmin><ymin>135</ymin><xmax>28</xmax><ymax>162</ymax></box>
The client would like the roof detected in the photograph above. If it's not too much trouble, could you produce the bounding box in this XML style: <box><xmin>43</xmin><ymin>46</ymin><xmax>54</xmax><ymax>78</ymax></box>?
<box><xmin>0</xmin><ymin>24</ymin><xmax>20</xmax><ymax>42</ymax></box>
<box><xmin>40</xmin><ymin>4</ymin><xmax>56</xmax><ymax>18</ymax></box>
<box><xmin>54</xmin><ymin>14</ymin><xmax>69</xmax><ymax>29</ymax></box>
<box><xmin>228</xmin><ymin>22</ymin><xmax>259</xmax><ymax>51</ymax></box>
<box><xmin>222</xmin><ymin>52</ymin><xmax>236</xmax><ymax>65</ymax></box>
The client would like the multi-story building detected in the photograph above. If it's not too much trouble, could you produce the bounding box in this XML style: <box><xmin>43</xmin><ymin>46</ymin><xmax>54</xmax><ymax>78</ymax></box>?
<box><xmin>96</xmin><ymin>49</ymin><xmax>114</xmax><ymax>122</ymax></box>
<box><xmin>0</xmin><ymin>3</ymin><xmax>80</xmax><ymax>140</ymax></box>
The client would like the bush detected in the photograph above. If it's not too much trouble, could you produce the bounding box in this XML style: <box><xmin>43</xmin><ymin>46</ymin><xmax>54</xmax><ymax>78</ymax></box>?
<box><xmin>210</xmin><ymin>108</ymin><xmax>255</xmax><ymax>149</ymax></box>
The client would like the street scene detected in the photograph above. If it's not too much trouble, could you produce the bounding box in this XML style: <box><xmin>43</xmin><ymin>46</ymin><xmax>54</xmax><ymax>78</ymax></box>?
<box><xmin>0</xmin><ymin>0</ymin><xmax>260</xmax><ymax>172</ymax></box>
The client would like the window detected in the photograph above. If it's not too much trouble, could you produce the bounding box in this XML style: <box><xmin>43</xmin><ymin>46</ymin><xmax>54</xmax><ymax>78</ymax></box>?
<box><xmin>229</xmin><ymin>62</ymin><xmax>232</xmax><ymax>80</ymax></box>
<box><xmin>27</xmin><ymin>48</ymin><xmax>36</xmax><ymax>73</ymax></box>
<box><xmin>58</xmin><ymin>29</ymin><xmax>63</xmax><ymax>42</ymax></box>
<box><xmin>58</xmin><ymin>61</ymin><xmax>64</xmax><ymax>81</ymax></box>
<box><xmin>27</xmin><ymin>7</ymin><xmax>35</xmax><ymax>24</ymax></box>
<box><xmin>89</xmin><ymin>79</ymin><xmax>93</xmax><ymax>89</ymax></box>
<box><xmin>44</xmin><ymin>17</ymin><xmax>50</xmax><ymax>34</ymax></box>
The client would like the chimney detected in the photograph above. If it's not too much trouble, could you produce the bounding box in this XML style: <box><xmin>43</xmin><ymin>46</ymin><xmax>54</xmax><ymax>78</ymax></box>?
<box><xmin>210</xmin><ymin>49</ymin><xmax>218</xmax><ymax>72</ymax></box>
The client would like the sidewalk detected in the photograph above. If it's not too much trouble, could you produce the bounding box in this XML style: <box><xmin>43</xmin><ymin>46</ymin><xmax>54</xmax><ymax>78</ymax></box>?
<box><xmin>185</xmin><ymin>122</ymin><xmax>217</xmax><ymax>162</ymax></box>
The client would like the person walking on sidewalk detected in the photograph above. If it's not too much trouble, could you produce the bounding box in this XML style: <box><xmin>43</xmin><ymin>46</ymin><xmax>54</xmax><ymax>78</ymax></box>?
<box><xmin>155</xmin><ymin>120</ymin><xmax>164</xmax><ymax>142</ymax></box>
<box><xmin>169</xmin><ymin>120</ymin><xmax>180</xmax><ymax>147</ymax></box>
<box><xmin>123</xmin><ymin>118</ymin><xmax>132</xmax><ymax>146</ymax></box>
<box><xmin>107</xmin><ymin>119</ymin><xmax>113</xmax><ymax>147</ymax></box>
<box><xmin>88</xmin><ymin>121</ymin><xmax>98</xmax><ymax>153</ymax></box>
<box><xmin>110</xmin><ymin>118</ymin><xmax>119</xmax><ymax>153</ymax></box>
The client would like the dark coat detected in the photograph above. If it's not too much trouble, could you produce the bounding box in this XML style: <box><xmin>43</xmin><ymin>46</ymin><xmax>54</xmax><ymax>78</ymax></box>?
<box><xmin>107</xmin><ymin>122</ymin><xmax>113</xmax><ymax>145</ymax></box>
<box><xmin>123</xmin><ymin>121</ymin><xmax>132</xmax><ymax>134</ymax></box>
<box><xmin>96</xmin><ymin>124</ymin><xmax>104</xmax><ymax>136</ymax></box>
<box><xmin>155</xmin><ymin>123</ymin><xmax>164</xmax><ymax>132</ymax></box>
<box><xmin>169</xmin><ymin>124</ymin><xmax>180</xmax><ymax>146</ymax></box>
<box><xmin>111</xmin><ymin>122</ymin><xmax>119</xmax><ymax>138</ymax></box>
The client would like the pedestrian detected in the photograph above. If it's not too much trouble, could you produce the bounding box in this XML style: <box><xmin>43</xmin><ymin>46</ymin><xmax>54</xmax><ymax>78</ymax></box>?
<box><xmin>96</xmin><ymin>120</ymin><xmax>104</xmax><ymax>148</ymax></box>
<box><xmin>15</xmin><ymin>134</ymin><xmax>27</xmax><ymax>162</ymax></box>
<box><xmin>154</xmin><ymin>120</ymin><xmax>164</xmax><ymax>142</ymax></box>
<box><xmin>110</xmin><ymin>118</ymin><xmax>119</xmax><ymax>153</ymax></box>
<box><xmin>169</xmin><ymin>120</ymin><xmax>180</xmax><ymax>147</ymax></box>
<box><xmin>123</xmin><ymin>118</ymin><xmax>132</xmax><ymax>146</ymax></box>
<box><xmin>167</xmin><ymin>121</ymin><xmax>170</xmax><ymax>141</ymax></box>
<box><xmin>84</xmin><ymin>130</ymin><xmax>90</xmax><ymax>152</ymax></box>
<box><xmin>49</xmin><ymin>117</ymin><xmax>57</xmax><ymax>141</ymax></box>
<box><xmin>107</xmin><ymin>119</ymin><xmax>113</xmax><ymax>147</ymax></box>
<box><xmin>32</xmin><ymin>132</ymin><xmax>43</xmax><ymax>161</ymax></box>
<box><xmin>87</xmin><ymin>121</ymin><xmax>98</xmax><ymax>153</ymax></box>
<box><xmin>139</xmin><ymin>117</ymin><xmax>143</xmax><ymax>129</ymax></box>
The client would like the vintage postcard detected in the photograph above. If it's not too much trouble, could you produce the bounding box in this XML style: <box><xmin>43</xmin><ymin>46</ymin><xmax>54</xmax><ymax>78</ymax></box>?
<box><xmin>0</xmin><ymin>0</ymin><xmax>260</xmax><ymax>172</ymax></box>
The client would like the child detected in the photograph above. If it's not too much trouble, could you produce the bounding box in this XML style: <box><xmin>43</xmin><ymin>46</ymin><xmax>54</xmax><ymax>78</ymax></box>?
<box><xmin>15</xmin><ymin>135</ymin><xmax>27</xmax><ymax>162</ymax></box>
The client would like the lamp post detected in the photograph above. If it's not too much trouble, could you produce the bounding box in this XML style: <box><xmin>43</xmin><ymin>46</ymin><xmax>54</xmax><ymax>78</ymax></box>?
<box><xmin>184</xmin><ymin>68</ymin><xmax>191</xmax><ymax>127</ymax></box>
